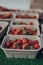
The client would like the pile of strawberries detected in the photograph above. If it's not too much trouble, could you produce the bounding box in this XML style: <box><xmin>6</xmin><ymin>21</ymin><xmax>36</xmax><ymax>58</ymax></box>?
<box><xmin>13</xmin><ymin>21</ymin><xmax>33</xmax><ymax>25</ymax></box>
<box><xmin>4</xmin><ymin>38</ymin><xmax>40</xmax><ymax>50</ymax></box>
<box><xmin>0</xmin><ymin>13</ymin><xmax>13</xmax><ymax>19</ymax></box>
<box><xmin>16</xmin><ymin>15</ymin><xmax>37</xmax><ymax>19</ymax></box>
<box><xmin>9</xmin><ymin>27</ymin><xmax>37</xmax><ymax>35</ymax></box>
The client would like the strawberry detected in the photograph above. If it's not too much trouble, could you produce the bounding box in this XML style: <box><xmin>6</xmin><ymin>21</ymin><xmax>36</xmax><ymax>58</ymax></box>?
<box><xmin>33</xmin><ymin>40</ymin><xmax>39</xmax><ymax>44</ymax></box>
<box><xmin>20</xmin><ymin>21</ymin><xmax>23</xmax><ymax>24</ymax></box>
<box><xmin>12</xmin><ymin>42</ymin><xmax>21</xmax><ymax>49</ymax></box>
<box><xmin>10</xmin><ymin>28</ymin><xmax>16</xmax><ymax>34</ymax></box>
<box><xmin>16</xmin><ymin>15</ymin><xmax>21</xmax><ymax>18</ymax></box>
<box><xmin>3</xmin><ymin>13</ymin><xmax>11</xmax><ymax>17</ymax></box>
<box><xmin>33</xmin><ymin>31</ymin><xmax>37</xmax><ymax>35</ymax></box>
<box><xmin>5</xmin><ymin>41</ymin><xmax>11</xmax><ymax>47</ymax></box>
<box><xmin>16</xmin><ymin>29</ymin><xmax>21</xmax><ymax>32</ymax></box>
<box><xmin>27</xmin><ymin>28</ymin><xmax>32</xmax><ymax>32</ymax></box>
<box><xmin>14</xmin><ymin>29</ymin><xmax>21</xmax><ymax>35</ymax></box>
<box><xmin>12</xmin><ymin>42</ymin><xmax>17</xmax><ymax>49</ymax></box>
<box><xmin>28</xmin><ymin>40</ymin><xmax>33</xmax><ymax>45</ymax></box>
<box><xmin>26</xmin><ymin>15</ymin><xmax>31</xmax><ymax>19</ymax></box>
<box><xmin>1</xmin><ymin>8</ymin><xmax>8</xmax><ymax>11</ymax></box>
<box><xmin>17</xmin><ymin>39</ymin><xmax>23</xmax><ymax>44</ymax></box>
<box><xmin>20</xmin><ymin>16</ymin><xmax>24</xmax><ymax>18</ymax></box>
<box><xmin>22</xmin><ymin>44</ymin><xmax>30</xmax><ymax>49</ymax></box>
<box><xmin>1</xmin><ymin>15</ymin><xmax>5</xmax><ymax>19</ymax></box>
<box><xmin>29</xmin><ymin>22</ymin><xmax>33</xmax><ymax>25</ymax></box>
<box><xmin>33</xmin><ymin>16</ymin><xmax>37</xmax><ymax>19</ymax></box>
<box><xmin>0</xmin><ymin>16</ymin><xmax>2</xmax><ymax>19</ymax></box>
<box><xmin>34</xmin><ymin>43</ymin><xmax>40</xmax><ymax>49</ymax></box>
<box><xmin>22</xmin><ymin>38</ymin><xmax>29</xmax><ymax>44</ymax></box>
<box><xmin>29</xmin><ymin>30</ymin><xmax>33</xmax><ymax>35</ymax></box>
<box><xmin>10</xmin><ymin>15</ymin><xmax>13</xmax><ymax>19</ymax></box>
<box><xmin>20</xmin><ymin>32</ymin><xmax>23</xmax><ymax>35</ymax></box>
<box><xmin>14</xmin><ymin>31</ymin><xmax>18</xmax><ymax>35</ymax></box>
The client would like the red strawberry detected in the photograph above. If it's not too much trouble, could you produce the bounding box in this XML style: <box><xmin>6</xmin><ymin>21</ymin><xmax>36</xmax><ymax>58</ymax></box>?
<box><xmin>29</xmin><ymin>22</ymin><xmax>33</xmax><ymax>25</ymax></box>
<box><xmin>20</xmin><ymin>15</ymin><xmax>23</xmax><ymax>18</ymax></box>
<box><xmin>17</xmin><ymin>29</ymin><xmax>21</xmax><ymax>32</ymax></box>
<box><xmin>27</xmin><ymin>28</ymin><xmax>32</xmax><ymax>32</ymax></box>
<box><xmin>10</xmin><ymin>28</ymin><xmax>16</xmax><ymax>34</ymax></box>
<box><xmin>20</xmin><ymin>32</ymin><xmax>23</xmax><ymax>35</ymax></box>
<box><xmin>22</xmin><ymin>44</ymin><xmax>30</xmax><ymax>49</ymax></box>
<box><xmin>33</xmin><ymin>16</ymin><xmax>37</xmax><ymax>19</ymax></box>
<box><xmin>12</xmin><ymin>42</ymin><xmax>21</xmax><ymax>49</ymax></box>
<box><xmin>0</xmin><ymin>16</ymin><xmax>2</xmax><ymax>19</ymax></box>
<box><xmin>17</xmin><ymin>39</ymin><xmax>23</xmax><ymax>44</ymax></box>
<box><xmin>1</xmin><ymin>8</ymin><xmax>8</xmax><ymax>11</ymax></box>
<box><xmin>33</xmin><ymin>40</ymin><xmax>39</xmax><ymax>44</ymax></box>
<box><xmin>0</xmin><ymin>14</ymin><xmax>4</xmax><ymax>18</ymax></box>
<box><xmin>12</xmin><ymin>42</ymin><xmax>17</xmax><ymax>49</ymax></box>
<box><xmin>10</xmin><ymin>15</ymin><xmax>13</xmax><ymax>19</ymax></box>
<box><xmin>20</xmin><ymin>21</ymin><xmax>23</xmax><ymax>24</ymax></box>
<box><xmin>14</xmin><ymin>29</ymin><xmax>21</xmax><ymax>35</ymax></box>
<box><xmin>28</xmin><ymin>40</ymin><xmax>33</xmax><ymax>45</ymax></box>
<box><xmin>16</xmin><ymin>15</ymin><xmax>21</xmax><ymax>18</ymax></box>
<box><xmin>34</xmin><ymin>43</ymin><xmax>40</xmax><ymax>49</ymax></box>
<box><xmin>4</xmin><ymin>13</ymin><xmax>11</xmax><ymax>17</ymax></box>
<box><xmin>27</xmin><ymin>16</ymin><xmax>31</xmax><ymax>19</ymax></box>
<box><xmin>5</xmin><ymin>41</ymin><xmax>10</xmax><ymax>47</ymax></box>
<box><xmin>23</xmin><ymin>27</ymin><xmax>27</xmax><ymax>30</ymax></box>
<box><xmin>22</xmin><ymin>38</ymin><xmax>29</xmax><ymax>44</ymax></box>
<box><xmin>29</xmin><ymin>30</ymin><xmax>33</xmax><ymax>35</ymax></box>
<box><xmin>14</xmin><ymin>31</ymin><xmax>19</xmax><ymax>35</ymax></box>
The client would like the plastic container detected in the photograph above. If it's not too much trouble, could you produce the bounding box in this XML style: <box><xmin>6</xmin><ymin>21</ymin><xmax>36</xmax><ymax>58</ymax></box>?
<box><xmin>0</xmin><ymin>21</ymin><xmax>8</xmax><ymax>38</ymax></box>
<box><xmin>7</xmin><ymin>25</ymin><xmax>40</xmax><ymax>36</ymax></box>
<box><xmin>11</xmin><ymin>18</ymin><xmax>39</xmax><ymax>26</ymax></box>
<box><xmin>0</xmin><ymin>12</ymin><xmax>14</xmax><ymax>21</ymax></box>
<box><xmin>10</xmin><ymin>9</ymin><xmax>43</xmax><ymax>15</ymax></box>
<box><xmin>15</xmin><ymin>12</ymin><xmax>39</xmax><ymax>19</ymax></box>
<box><xmin>19</xmin><ymin>9</ymin><xmax>42</xmax><ymax>14</ymax></box>
<box><xmin>1</xmin><ymin>35</ymin><xmax>41</xmax><ymax>58</ymax></box>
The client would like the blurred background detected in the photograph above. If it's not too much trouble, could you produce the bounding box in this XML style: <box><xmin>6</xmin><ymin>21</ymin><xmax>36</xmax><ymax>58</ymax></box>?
<box><xmin>31</xmin><ymin>0</ymin><xmax>43</xmax><ymax>9</ymax></box>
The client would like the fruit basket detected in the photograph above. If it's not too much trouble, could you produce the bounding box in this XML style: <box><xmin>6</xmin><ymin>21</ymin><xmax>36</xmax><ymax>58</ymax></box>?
<box><xmin>7</xmin><ymin>25</ymin><xmax>40</xmax><ymax>36</ymax></box>
<box><xmin>0</xmin><ymin>12</ymin><xmax>13</xmax><ymax>21</ymax></box>
<box><xmin>11</xmin><ymin>18</ymin><xmax>39</xmax><ymax>26</ymax></box>
<box><xmin>0</xmin><ymin>21</ymin><xmax>8</xmax><ymax>38</ymax></box>
<box><xmin>1</xmin><ymin>35</ymin><xmax>41</xmax><ymax>58</ymax></box>
<box><xmin>15</xmin><ymin>12</ymin><xmax>39</xmax><ymax>19</ymax></box>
